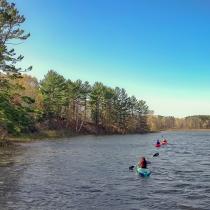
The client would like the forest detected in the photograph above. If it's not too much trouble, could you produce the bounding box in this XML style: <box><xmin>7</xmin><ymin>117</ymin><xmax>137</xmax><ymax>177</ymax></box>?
<box><xmin>0</xmin><ymin>71</ymin><xmax>150</xmax><ymax>139</ymax></box>
<box><xmin>1</xmin><ymin>1</ymin><xmax>210</xmax><ymax>142</ymax></box>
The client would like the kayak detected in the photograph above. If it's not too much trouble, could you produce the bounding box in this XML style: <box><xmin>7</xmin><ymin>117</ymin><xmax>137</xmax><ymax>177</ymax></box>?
<box><xmin>161</xmin><ymin>141</ymin><xmax>168</xmax><ymax>145</ymax></box>
<box><xmin>155</xmin><ymin>144</ymin><xmax>161</xmax><ymax>147</ymax></box>
<box><xmin>136</xmin><ymin>166</ymin><xmax>151</xmax><ymax>177</ymax></box>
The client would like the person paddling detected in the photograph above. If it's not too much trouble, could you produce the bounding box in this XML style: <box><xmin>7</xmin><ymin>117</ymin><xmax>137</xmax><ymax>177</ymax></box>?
<box><xmin>161</xmin><ymin>136</ymin><xmax>168</xmax><ymax>145</ymax></box>
<box><xmin>156</xmin><ymin>139</ymin><xmax>160</xmax><ymax>145</ymax></box>
<box><xmin>138</xmin><ymin>157</ymin><xmax>147</xmax><ymax>169</ymax></box>
<box><xmin>163</xmin><ymin>139</ymin><xmax>167</xmax><ymax>143</ymax></box>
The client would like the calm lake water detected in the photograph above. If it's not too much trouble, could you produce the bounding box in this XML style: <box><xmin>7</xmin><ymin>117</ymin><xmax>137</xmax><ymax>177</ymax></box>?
<box><xmin>1</xmin><ymin>131</ymin><xmax>210</xmax><ymax>210</ymax></box>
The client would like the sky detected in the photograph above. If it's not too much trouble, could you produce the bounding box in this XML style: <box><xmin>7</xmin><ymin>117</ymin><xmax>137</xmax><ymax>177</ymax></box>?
<box><xmin>12</xmin><ymin>0</ymin><xmax>210</xmax><ymax>117</ymax></box>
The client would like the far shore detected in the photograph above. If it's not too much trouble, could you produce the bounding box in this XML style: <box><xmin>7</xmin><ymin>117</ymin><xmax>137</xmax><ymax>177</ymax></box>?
<box><xmin>166</xmin><ymin>128</ymin><xmax>210</xmax><ymax>132</ymax></box>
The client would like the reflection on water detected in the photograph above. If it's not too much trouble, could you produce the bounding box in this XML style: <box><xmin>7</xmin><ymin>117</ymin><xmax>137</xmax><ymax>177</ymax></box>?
<box><xmin>1</xmin><ymin>131</ymin><xmax>210</xmax><ymax>210</ymax></box>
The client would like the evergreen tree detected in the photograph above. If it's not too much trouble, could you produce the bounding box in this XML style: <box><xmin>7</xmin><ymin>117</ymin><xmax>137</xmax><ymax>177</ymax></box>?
<box><xmin>0</xmin><ymin>0</ymin><xmax>31</xmax><ymax>75</ymax></box>
<box><xmin>40</xmin><ymin>70</ymin><xmax>68</xmax><ymax>128</ymax></box>
<box><xmin>89</xmin><ymin>82</ymin><xmax>106</xmax><ymax>133</ymax></box>
<box><xmin>0</xmin><ymin>1</ymin><xmax>33</xmax><ymax>139</ymax></box>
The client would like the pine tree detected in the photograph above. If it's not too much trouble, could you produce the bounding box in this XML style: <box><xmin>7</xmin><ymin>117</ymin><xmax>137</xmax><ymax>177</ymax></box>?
<box><xmin>40</xmin><ymin>70</ymin><xmax>68</xmax><ymax>129</ymax></box>
<box><xmin>0</xmin><ymin>1</ymin><xmax>33</xmax><ymax>139</ymax></box>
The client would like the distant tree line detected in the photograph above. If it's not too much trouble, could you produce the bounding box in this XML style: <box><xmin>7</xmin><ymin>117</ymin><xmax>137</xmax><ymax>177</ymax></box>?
<box><xmin>148</xmin><ymin>115</ymin><xmax>210</xmax><ymax>131</ymax></box>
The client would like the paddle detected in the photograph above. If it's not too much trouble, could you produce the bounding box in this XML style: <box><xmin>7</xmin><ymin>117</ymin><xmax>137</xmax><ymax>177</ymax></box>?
<box><xmin>153</xmin><ymin>152</ymin><xmax>159</xmax><ymax>157</ymax></box>
<box><xmin>129</xmin><ymin>152</ymin><xmax>159</xmax><ymax>171</ymax></box>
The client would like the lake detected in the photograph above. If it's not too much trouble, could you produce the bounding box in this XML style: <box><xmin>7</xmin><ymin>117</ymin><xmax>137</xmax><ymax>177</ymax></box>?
<box><xmin>0</xmin><ymin>131</ymin><xmax>210</xmax><ymax>210</ymax></box>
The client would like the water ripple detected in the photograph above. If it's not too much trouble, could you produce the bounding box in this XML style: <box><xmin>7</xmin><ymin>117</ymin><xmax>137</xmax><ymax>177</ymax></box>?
<box><xmin>1</xmin><ymin>131</ymin><xmax>210</xmax><ymax>209</ymax></box>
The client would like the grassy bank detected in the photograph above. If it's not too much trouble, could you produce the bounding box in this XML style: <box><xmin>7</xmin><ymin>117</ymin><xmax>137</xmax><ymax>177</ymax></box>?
<box><xmin>8</xmin><ymin>129</ymin><xmax>79</xmax><ymax>143</ymax></box>
<box><xmin>6</xmin><ymin>129</ymin><xmax>154</xmax><ymax>144</ymax></box>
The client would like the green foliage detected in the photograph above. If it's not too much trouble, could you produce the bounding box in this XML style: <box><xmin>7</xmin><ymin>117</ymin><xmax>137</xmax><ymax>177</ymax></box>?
<box><xmin>66</xmin><ymin>79</ymin><xmax>91</xmax><ymax>131</ymax></box>
<box><xmin>0</xmin><ymin>1</ymin><xmax>34</xmax><ymax>139</ymax></box>
<box><xmin>40</xmin><ymin>70</ymin><xmax>68</xmax><ymax>126</ymax></box>
<box><xmin>88</xmin><ymin>83</ymin><xmax>149</xmax><ymax>133</ymax></box>
<box><xmin>0</xmin><ymin>0</ymin><xmax>31</xmax><ymax>74</ymax></box>
<box><xmin>89</xmin><ymin>82</ymin><xmax>106</xmax><ymax>127</ymax></box>
<box><xmin>37</xmin><ymin>70</ymin><xmax>150</xmax><ymax>134</ymax></box>
<box><xmin>0</xmin><ymin>90</ymin><xmax>34</xmax><ymax>134</ymax></box>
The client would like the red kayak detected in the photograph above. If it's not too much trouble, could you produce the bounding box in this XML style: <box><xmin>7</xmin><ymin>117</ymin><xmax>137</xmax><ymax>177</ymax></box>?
<box><xmin>155</xmin><ymin>144</ymin><xmax>161</xmax><ymax>147</ymax></box>
<box><xmin>161</xmin><ymin>140</ymin><xmax>168</xmax><ymax>145</ymax></box>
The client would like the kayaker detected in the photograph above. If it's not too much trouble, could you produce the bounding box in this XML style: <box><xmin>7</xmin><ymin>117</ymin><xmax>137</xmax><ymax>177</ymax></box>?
<box><xmin>163</xmin><ymin>139</ymin><xmax>167</xmax><ymax>143</ymax></box>
<box><xmin>156</xmin><ymin>139</ymin><xmax>160</xmax><ymax>145</ymax></box>
<box><xmin>138</xmin><ymin>157</ymin><xmax>147</xmax><ymax>169</ymax></box>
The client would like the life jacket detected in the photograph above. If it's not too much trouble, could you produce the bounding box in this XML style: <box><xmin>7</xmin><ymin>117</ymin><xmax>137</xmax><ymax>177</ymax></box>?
<box><xmin>140</xmin><ymin>159</ymin><xmax>147</xmax><ymax>168</ymax></box>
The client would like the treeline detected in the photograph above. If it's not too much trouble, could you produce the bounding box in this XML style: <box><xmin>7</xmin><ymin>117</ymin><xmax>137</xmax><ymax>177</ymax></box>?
<box><xmin>40</xmin><ymin>70</ymin><xmax>151</xmax><ymax>134</ymax></box>
<box><xmin>1</xmin><ymin>72</ymin><xmax>150</xmax><ymax>139</ymax></box>
<box><xmin>148</xmin><ymin>115</ymin><xmax>210</xmax><ymax>131</ymax></box>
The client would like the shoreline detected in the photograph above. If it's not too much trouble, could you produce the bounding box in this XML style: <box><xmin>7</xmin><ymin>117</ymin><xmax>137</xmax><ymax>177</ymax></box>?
<box><xmin>2</xmin><ymin>128</ymin><xmax>210</xmax><ymax>146</ymax></box>
<box><xmin>7</xmin><ymin>129</ymin><xmax>80</xmax><ymax>144</ymax></box>
<box><xmin>6</xmin><ymin>129</ymin><xmax>156</xmax><ymax>144</ymax></box>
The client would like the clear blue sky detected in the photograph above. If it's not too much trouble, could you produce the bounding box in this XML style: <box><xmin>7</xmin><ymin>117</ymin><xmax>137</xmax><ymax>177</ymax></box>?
<box><xmin>13</xmin><ymin>0</ymin><xmax>210</xmax><ymax>117</ymax></box>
